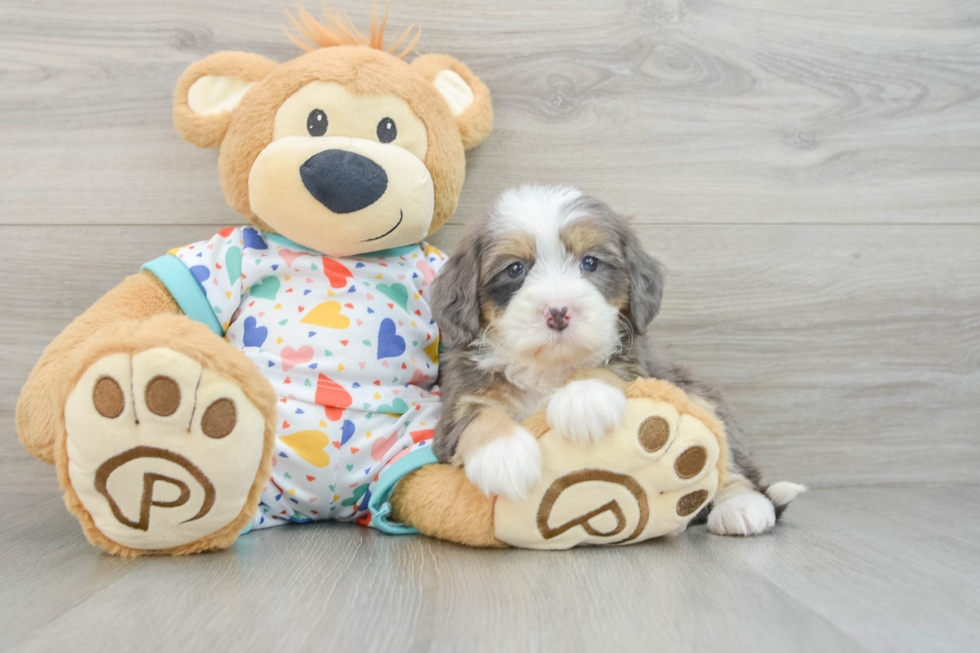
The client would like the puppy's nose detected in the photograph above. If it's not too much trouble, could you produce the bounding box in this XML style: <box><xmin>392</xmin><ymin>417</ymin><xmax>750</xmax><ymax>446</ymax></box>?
<box><xmin>545</xmin><ymin>305</ymin><xmax>571</xmax><ymax>331</ymax></box>
<box><xmin>300</xmin><ymin>149</ymin><xmax>388</xmax><ymax>214</ymax></box>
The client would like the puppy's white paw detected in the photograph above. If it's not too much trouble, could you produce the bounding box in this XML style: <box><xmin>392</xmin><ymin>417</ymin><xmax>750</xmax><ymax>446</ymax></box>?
<box><xmin>707</xmin><ymin>493</ymin><xmax>776</xmax><ymax>536</ymax></box>
<box><xmin>465</xmin><ymin>427</ymin><xmax>542</xmax><ymax>501</ymax></box>
<box><xmin>546</xmin><ymin>380</ymin><xmax>627</xmax><ymax>445</ymax></box>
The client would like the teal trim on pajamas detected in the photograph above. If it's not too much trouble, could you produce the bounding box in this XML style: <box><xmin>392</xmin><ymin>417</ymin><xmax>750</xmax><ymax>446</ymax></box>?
<box><xmin>262</xmin><ymin>232</ymin><xmax>321</xmax><ymax>254</ymax></box>
<box><xmin>141</xmin><ymin>254</ymin><xmax>224</xmax><ymax>336</ymax></box>
<box><xmin>361</xmin><ymin>244</ymin><xmax>421</xmax><ymax>258</ymax></box>
<box><xmin>368</xmin><ymin>447</ymin><xmax>439</xmax><ymax>535</ymax></box>
<box><xmin>262</xmin><ymin>232</ymin><xmax>421</xmax><ymax>259</ymax></box>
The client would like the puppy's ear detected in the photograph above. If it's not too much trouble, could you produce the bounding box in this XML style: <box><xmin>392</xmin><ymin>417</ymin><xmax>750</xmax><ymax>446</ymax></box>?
<box><xmin>623</xmin><ymin>229</ymin><xmax>665</xmax><ymax>334</ymax></box>
<box><xmin>430</xmin><ymin>234</ymin><xmax>483</xmax><ymax>348</ymax></box>
<box><xmin>173</xmin><ymin>51</ymin><xmax>278</xmax><ymax>148</ymax></box>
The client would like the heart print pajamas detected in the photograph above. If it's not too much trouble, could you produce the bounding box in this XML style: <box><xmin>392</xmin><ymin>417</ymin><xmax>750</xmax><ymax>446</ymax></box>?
<box><xmin>142</xmin><ymin>226</ymin><xmax>447</xmax><ymax>534</ymax></box>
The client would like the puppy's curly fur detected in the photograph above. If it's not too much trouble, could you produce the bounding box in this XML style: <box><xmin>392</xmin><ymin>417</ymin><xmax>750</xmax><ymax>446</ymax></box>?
<box><xmin>430</xmin><ymin>185</ymin><xmax>804</xmax><ymax>533</ymax></box>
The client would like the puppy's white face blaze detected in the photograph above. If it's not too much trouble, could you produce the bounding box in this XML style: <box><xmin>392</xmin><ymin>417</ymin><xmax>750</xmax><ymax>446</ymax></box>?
<box><xmin>497</xmin><ymin>248</ymin><xmax>619</xmax><ymax>365</ymax></box>
<box><xmin>481</xmin><ymin>186</ymin><xmax>625</xmax><ymax>368</ymax></box>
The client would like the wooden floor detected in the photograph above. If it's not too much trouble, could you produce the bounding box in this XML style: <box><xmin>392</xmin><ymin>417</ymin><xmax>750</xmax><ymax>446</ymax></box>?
<box><xmin>2</xmin><ymin>485</ymin><xmax>979</xmax><ymax>652</ymax></box>
<box><xmin>1</xmin><ymin>0</ymin><xmax>978</xmax><ymax>651</ymax></box>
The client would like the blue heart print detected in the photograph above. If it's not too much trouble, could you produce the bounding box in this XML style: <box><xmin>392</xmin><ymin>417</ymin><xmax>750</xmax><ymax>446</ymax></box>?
<box><xmin>341</xmin><ymin>419</ymin><xmax>355</xmax><ymax>445</ymax></box>
<box><xmin>377</xmin><ymin>318</ymin><xmax>406</xmax><ymax>359</ymax></box>
<box><xmin>242</xmin><ymin>316</ymin><xmax>268</xmax><ymax>347</ymax></box>
<box><xmin>242</xmin><ymin>228</ymin><xmax>268</xmax><ymax>250</ymax></box>
<box><xmin>190</xmin><ymin>265</ymin><xmax>210</xmax><ymax>286</ymax></box>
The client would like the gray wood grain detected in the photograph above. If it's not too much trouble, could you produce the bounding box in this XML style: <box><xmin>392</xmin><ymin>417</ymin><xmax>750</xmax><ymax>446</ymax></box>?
<box><xmin>2</xmin><ymin>487</ymin><xmax>978</xmax><ymax>653</ymax></box>
<box><xmin>1</xmin><ymin>0</ymin><xmax>979</xmax><ymax>226</ymax></box>
<box><xmin>1</xmin><ymin>0</ymin><xmax>978</xmax><ymax>650</ymax></box>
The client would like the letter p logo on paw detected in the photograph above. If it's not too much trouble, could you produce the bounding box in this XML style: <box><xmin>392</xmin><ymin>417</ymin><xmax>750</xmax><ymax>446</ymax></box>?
<box><xmin>94</xmin><ymin>446</ymin><xmax>216</xmax><ymax>532</ymax></box>
<box><xmin>494</xmin><ymin>388</ymin><xmax>724</xmax><ymax>550</ymax></box>
<box><xmin>64</xmin><ymin>348</ymin><xmax>269</xmax><ymax>551</ymax></box>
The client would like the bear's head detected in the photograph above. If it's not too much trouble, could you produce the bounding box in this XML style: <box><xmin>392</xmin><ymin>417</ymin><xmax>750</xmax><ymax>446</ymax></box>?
<box><xmin>173</xmin><ymin>6</ymin><xmax>492</xmax><ymax>256</ymax></box>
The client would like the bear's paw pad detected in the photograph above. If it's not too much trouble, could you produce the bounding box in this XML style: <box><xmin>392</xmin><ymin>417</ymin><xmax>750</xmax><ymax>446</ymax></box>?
<box><xmin>64</xmin><ymin>348</ymin><xmax>266</xmax><ymax>551</ymax></box>
<box><xmin>494</xmin><ymin>395</ymin><xmax>722</xmax><ymax>549</ymax></box>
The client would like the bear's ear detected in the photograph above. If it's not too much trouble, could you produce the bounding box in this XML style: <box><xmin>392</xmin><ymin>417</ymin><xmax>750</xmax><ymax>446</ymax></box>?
<box><xmin>173</xmin><ymin>51</ymin><xmax>279</xmax><ymax>148</ymax></box>
<box><xmin>412</xmin><ymin>54</ymin><xmax>493</xmax><ymax>150</ymax></box>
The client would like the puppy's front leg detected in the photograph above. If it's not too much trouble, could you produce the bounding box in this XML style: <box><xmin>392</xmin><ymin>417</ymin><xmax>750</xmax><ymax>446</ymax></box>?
<box><xmin>453</xmin><ymin>404</ymin><xmax>542</xmax><ymax>501</ymax></box>
<box><xmin>546</xmin><ymin>369</ymin><xmax>628</xmax><ymax>445</ymax></box>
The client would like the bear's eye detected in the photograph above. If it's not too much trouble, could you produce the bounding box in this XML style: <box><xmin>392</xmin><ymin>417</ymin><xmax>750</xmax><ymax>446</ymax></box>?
<box><xmin>377</xmin><ymin>117</ymin><xmax>397</xmax><ymax>143</ymax></box>
<box><xmin>307</xmin><ymin>109</ymin><xmax>327</xmax><ymax>137</ymax></box>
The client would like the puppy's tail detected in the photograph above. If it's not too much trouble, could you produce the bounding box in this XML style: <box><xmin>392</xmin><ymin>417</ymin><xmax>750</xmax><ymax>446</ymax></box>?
<box><xmin>765</xmin><ymin>481</ymin><xmax>808</xmax><ymax>518</ymax></box>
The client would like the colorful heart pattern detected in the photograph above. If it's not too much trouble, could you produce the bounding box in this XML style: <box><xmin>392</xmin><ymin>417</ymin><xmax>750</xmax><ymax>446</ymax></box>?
<box><xmin>376</xmin><ymin>283</ymin><xmax>409</xmax><ymax>311</ymax></box>
<box><xmin>250</xmin><ymin>276</ymin><xmax>280</xmax><ymax>300</ymax></box>
<box><xmin>370</xmin><ymin>433</ymin><xmax>400</xmax><ymax>461</ymax></box>
<box><xmin>340</xmin><ymin>419</ymin><xmax>355</xmax><ymax>445</ymax></box>
<box><xmin>242</xmin><ymin>316</ymin><xmax>268</xmax><ymax>347</ymax></box>
<box><xmin>279</xmin><ymin>249</ymin><xmax>307</xmax><ymax>267</ymax></box>
<box><xmin>416</xmin><ymin>259</ymin><xmax>436</xmax><ymax>286</ymax></box>
<box><xmin>242</xmin><ymin>227</ymin><xmax>268</xmax><ymax>250</ymax></box>
<box><xmin>300</xmin><ymin>301</ymin><xmax>350</xmax><ymax>329</ymax></box>
<box><xmin>322</xmin><ymin>257</ymin><xmax>353</xmax><ymax>288</ymax></box>
<box><xmin>166</xmin><ymin>226</ymin><xmax>449</xmax><ymax>529</ymax></box>
<box><xmin>423</xmin><ymin>336</ymin><xmax>440</xmax><ymax>364</ymax></box>
<box><xmin>315</xmin><ymin>373</ymin><xmax>352</xmax><ymax>421</ymax></box>
<box><xmin>377</xmin><ymin>398</ymin><xmax>409</xmax><ymax>415</ymax></box>
<box><xmin>225</xmin><ymin>247</ymin><xmax>242</xmax><ymax>285</ymax></box>
<box><xmin>279</xmin><ymin>430</ymin><xmax>332</xmax><ymax>468</ymax></box>
<box><xmin>281</xmin><ymin>345</ymin><xmax>314</xmax><ymax>371</ymax></box>
<box><xmin>377</xmin><ymin>318</ymin><xmax>406</xmax><ymax>359</ymax></box>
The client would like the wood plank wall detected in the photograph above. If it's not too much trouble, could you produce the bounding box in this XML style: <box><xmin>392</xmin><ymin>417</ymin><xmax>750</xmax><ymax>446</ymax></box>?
<box><xmin>2</xmin><ymin>0</ymin><xmax>977</xmax><ymax>493</ymax></box>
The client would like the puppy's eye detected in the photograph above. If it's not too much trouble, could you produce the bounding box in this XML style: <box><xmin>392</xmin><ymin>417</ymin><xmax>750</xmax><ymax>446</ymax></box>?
<box><xmin>581</xmin><ymin>256</ymin><xmax>599</xmax><ymax>272</ymax></box>
<box><xmin>377</xmin><ymin>117</ymin><xmax>397</xmax><ymax>143</ymax></box>
<box><xmin>506</xmin><ymin>262</ymin><xmax>525</xmax><ymax>278</ymax></box>
<box><xmin>307</xmin><ymin>109</ymin><xmax>328</xmax><ymax>137</ymax></box>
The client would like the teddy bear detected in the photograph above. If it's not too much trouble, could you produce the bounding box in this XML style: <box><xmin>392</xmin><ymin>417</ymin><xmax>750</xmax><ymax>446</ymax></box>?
<box><xmin>15</xmin><ymin>6</ymin><xmax>729</xmax><ymax>555</ymax></box>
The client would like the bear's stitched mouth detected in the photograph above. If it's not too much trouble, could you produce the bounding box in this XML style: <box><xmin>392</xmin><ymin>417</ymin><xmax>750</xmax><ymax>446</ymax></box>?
<box><xmin>363</xmin><ymin>209</ymin><xmax>403</xmax><ymax>242</ymax></box>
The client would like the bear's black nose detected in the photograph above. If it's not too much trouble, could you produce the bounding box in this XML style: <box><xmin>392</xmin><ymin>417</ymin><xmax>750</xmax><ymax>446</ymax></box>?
<box><xmin>300</xmin><ymin>149</ymin><xmax>388</xmax><ymax>214</ymax></box>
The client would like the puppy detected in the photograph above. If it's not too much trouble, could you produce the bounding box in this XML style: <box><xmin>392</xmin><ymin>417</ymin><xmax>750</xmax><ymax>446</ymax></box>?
<box><xmin>430</xmin><ymin>185</ymin><xmax>804</xmax><ymax>536</ymax></box>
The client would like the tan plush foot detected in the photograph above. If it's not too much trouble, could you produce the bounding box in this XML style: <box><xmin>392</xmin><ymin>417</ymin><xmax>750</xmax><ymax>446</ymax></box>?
<box><xmin>63</xmin><ymin>346</ymin><xmax>269</xmax><ymax>555</ymax></box>
<box><xmin>493</xmin><ymin>379</ymin><xmax>727</xmax><ymax>549</ymax></box>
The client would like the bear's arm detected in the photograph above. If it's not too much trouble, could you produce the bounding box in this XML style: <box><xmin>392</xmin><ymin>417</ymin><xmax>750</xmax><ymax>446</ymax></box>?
<box><xmin>16</xmin><ymin>271</ymin><xmax>182</xmax><ymax>463</ymax></box>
